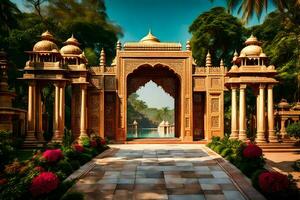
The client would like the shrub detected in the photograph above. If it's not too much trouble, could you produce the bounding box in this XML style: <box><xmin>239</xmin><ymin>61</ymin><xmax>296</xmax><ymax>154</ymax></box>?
<box><xmin>42</xmin><ymin>149</ymin><xmax>64</xmax><ymax>164</ymax></box>
<box><xmin>251</xmin><ymin>169</ymin><xmax>268</xmax><ymax>189</ymax></box>
<box><xmin>61</xmin><ymin>191</ymin><xmax>85</xmax><ymax>200</ymax></box>
<box><xmin>57</xmin><ymin>160</ymin><xmax>73</xmax><ymax>176</ymax></box>
<box><xmin>79</xmin><ymin>137</ymin><xmax>90</xmax><ymax>147</ymax></box>
<box><xmin>63</xmin><ymin>129</ymin><xmax>74</xmax><ymax>148</ymax></box>
<box><xmin>286</xmin><ymin>122</ymin><xmax>300</xmax><ymax>140</ymax></box>
<box><xmin>63</xmin><ymin>148</ymin><xmax>78</xmax><ymax>160</ymax></box>
<box><xmin>30</xmin><ymin>172</ymin><xmax>60</xmax><ymax>197</ymax></box>
<box><xmin>78</xmin><ymin>153</ymin><xmax>92</xmax><ymax>165</ymax></box>
<box><xmin>73</xmin><ymin>144</ymin><xmax>84</xmax><ymax>153</ymax></box>
<box><xmin>0</xmin><ymin>131</ymin><xmax>15</xmax><ymax>170</ymax></box>
<box><xmin>214</xmin><ymin>145</ymin><xmax>226</xmax><ymax>154</ymax></box>
<box><xmin>258</xmin><ymin>171</ymin><xmax>289</xmax><ymax>193</ymax></box>
<box><xmin>220</xmin><ymin>148</ymin><xmax>233</xmax><ymax>157</ymax></box>
<box><xmin>243</xmin><ymin>144</ymin><xmax>263</xmax><ymax>158</ymax></box>
<box><xmin>69</xmin><ymin>160</ymin><xmax>81</xmax><ymax>170</ymax></box>
<box><xmin>292</xmin><ymin>159</ymin><xmax>300</xmax><ymax>171</ymax></box>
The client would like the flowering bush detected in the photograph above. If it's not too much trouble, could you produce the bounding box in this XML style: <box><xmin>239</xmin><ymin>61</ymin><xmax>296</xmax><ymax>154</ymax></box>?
<box><xmin>0</xmin><ymin>178</ymin><xmax>7</xmax><ymax>185</ymax></box>
<box><xmin>258</xmin><ymin>171</ymin><xmax>289</xmax><ymax>193</ymax></box>
<box><xmin>42</xmin><ymin>149</ymin><xmax>64</xmax><ymax>164</ymax></box>
<box><xmin>34</xmin><ymin>166</ymin><xmax>45</xmax><ymax>172</ymax></box>
<box><xmin>243</xmin><ymin>143</ymin><xmax>263</xmax><ymax>158</ymax></box>
<box><xmin>73</xmin><ymin>144</ymin><xmax>84</xmax><ymax>153</ymax></box>
<box><xmin>30</xmin><ymin>172</ymin><xmax>60</xmax><ymax>197</ymax></box>
<box><xmin>100</xmin><ymin>138</ymin><xmax>106</xmax><ymax>145</ymax></box>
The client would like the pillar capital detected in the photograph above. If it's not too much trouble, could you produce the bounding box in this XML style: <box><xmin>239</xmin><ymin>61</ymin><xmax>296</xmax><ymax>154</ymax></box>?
<box><xmin>240</xmin><ymin>84</ymin><xmax>247</xmax><ymax>89</ymax></box>
<box><xmin>267</xmin><ymin>84</ymin><xmax>274</xmax><ymax>89</ymax></box>
<box><xmin>231</xmin><ymin>85</ymin><xmax>238</xmax><ymax>90</ymax></box>
<box><xmin>259</xmin><ymin>84</ymin><xmax>266</xmax><ymax>89</ymax></box>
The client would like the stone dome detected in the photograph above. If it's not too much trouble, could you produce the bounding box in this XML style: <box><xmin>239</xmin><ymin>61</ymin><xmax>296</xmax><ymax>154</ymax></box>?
<box><xmin>278</xmin><ymin>99</ymin><xmax>290</xmax><ymax>109</ymax></box>
<box><xmin>240</xmin><ymin>35</ymin><xmax>263</xmax><ymax>57</ymax></box>
<box><xmin>140</xmin><ymin>30</ymin><xmax>160</xmax><ymax>43</ymax></box>
<box><xmin>33</xmin><ymin>31</ymin><xmax>59</xmax><ymax>52</ymax></box>
<box><xmin>60</xmin><ymin>35</ymin><xmax>82</xmax><ymax>55</ymax></box>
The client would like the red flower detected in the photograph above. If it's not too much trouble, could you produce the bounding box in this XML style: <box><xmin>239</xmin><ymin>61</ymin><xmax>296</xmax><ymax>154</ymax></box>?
<box><xmin>34</xmin><ymin>166</ymin><xmax>45</xmax><ymax>172</ymax></box>
<box><xmin>0</xmin><ymin>178</ymin><xmax>8</xmax><ymax>185</ymax></box>
<box><xmin>30</xmin><ymin>172</ymin><xmax>60</xmax><ymax>197</ymax></box>
<box><xmin>258</xmin><ymin>171</ymin><xmax>289</xmax><ymax>193</ymax></box>
<box><xmin>74</xmin><ymin>144</ymin><xmax>84</xmax><ymax>153</ymax></box>
<box><xmin>42</xmin><ymin>149</ymin><xmax>64</xmax><ymax>163</ymax></box>
<box><xmin>90</xmin><ymin>140</ymin><xmax>97</xmax><ymax>148</ymax></box>
<box><xmin>100</xmin><ymin>139</ymin><xmax>106</xmax><ymax>145</ymax></box>
<box><xmin>243</xmin><ymin>144</ymin><xmax>262</xmax><ymax>158</ymax></box>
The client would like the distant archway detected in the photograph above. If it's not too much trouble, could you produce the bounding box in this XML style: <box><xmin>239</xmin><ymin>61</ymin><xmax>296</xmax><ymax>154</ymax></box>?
<box><xmin>126</xmin><ymin>64</ymin><xmax>181</xmax><ymax>139</ymax></box>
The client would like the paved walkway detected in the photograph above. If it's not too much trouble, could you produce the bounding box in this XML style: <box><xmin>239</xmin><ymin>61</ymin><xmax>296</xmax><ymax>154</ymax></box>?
<box><xmin>70</xmin><ymin>144</ymin><xmax>250</xmax><ymax>200</ymax></box>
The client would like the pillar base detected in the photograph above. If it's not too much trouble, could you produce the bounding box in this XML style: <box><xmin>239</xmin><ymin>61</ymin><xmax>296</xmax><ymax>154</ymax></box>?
<box><xmin>238</xmin><ymin>131</ymin><xmax>247</xmax><ymax>141</ymax></box>
<box><xmin>229</xmin><ymin>130</ymin><xmax>239</xmax><ymax>140</ymax></box>
<box><xmin>79</xmin><ymin>130</ymin><xmax>88</xmax><ymax>139</ymax></box>
<box><xmin>23</xmin><ymin>131</ymin><xmax>45</xmax><ymax>148</ymax></box>
<box><xmin>256</xmin><ymin>131</ymin><xmax>266</xmax><ymax>143</ymax></box>
<box><xmin>268</xmin><ymin>130</ymin><xmax>278</xmax><ymax>143</ymax></box>
<box><xmin>52</xmin><ymin>130</ymin><xmax>63</xmax><ymax>143</ymax></box>
<box><xmin>182</xmin><ymin>135</ymin><xmax>193</xmax><ymax>142</ymax></box>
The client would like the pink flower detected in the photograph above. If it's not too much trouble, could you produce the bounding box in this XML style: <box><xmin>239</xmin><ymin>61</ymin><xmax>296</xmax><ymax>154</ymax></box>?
<box><xmin>42</xmin><ymin>149</ymin><xmax>64</xmax><ymax>163</ymax></box>
<box><xmin>100</xmin><ymin>139</ymin><xmax>106</xmax><ymax>145</ymax></box>
<box><xmin>243</xmin><ymin>144</ymin><xmax>263</xmax><ymax>158</ymax></box>
<box><xmin>259</xmin><ymin>171</ymin><xmax>289</xmax><ymax>193</ymax></box>
<box><xmin>30</xmin><ymin>172</ymin><xmax>60</xmax><ymax>197</ymax></box>
<box><xmin>74</xmin><ymin>144</ymin><xmax>84</xmax><ymax>153</ymax></box>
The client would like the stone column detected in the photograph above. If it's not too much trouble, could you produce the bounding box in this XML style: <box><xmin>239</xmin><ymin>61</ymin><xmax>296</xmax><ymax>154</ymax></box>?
<box><xmin>36</xmin><ymin>87</ymin><xmax>44</xmax><ymax>141</ymax></box>
<box><xmin>79</xmin><ymin>84</ymin><xmax>88</xmax><ymax>139</ymax></box>
<box><xmin>26</xmin><ymin>82</ymin><xmax>36</xmax><ymax>141</ymax></box>
<box><xmin>59</xmin><ymin>83</ymin><xmax>65</xmax><ymax>135</ymax></box>
<box><xmin>280</xmin><ymin>118</ymin><xmax>287</xmax><ymax>137</ymax></box>
<box><xmin>256</xmin><ymin>84</ymin><xmax>266</xmax><ymax>143</ymax></box>
<box><xmin>52</xmin><ymin>83</ymin><xmax>61</xmax><ymax>142</ymax></box>
<box><xmin>267</xmin><ymin>85</ymin><xmax>277</xmax><ymax>142</ymax></box>
<box><xmin>230</xmin><ymin>86</ymin><xmax>238</xmax><ymax>139</ymax></box>
<box><xmin>239</xmin><ymin>84</ymin><xmax>247</xmax><ymax>141</ymax></box>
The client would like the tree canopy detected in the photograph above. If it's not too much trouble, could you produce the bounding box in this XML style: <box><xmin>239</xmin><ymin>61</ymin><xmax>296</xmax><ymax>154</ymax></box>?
<box><xmin>189</xmin><ymin>7</ymin><xmax>247</xmax><ymax>67</ymax></box>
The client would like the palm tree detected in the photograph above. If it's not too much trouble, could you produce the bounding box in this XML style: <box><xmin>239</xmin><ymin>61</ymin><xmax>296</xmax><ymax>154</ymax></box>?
<box><xmin>0</xmin><ymin>0</ymin><xmax>20</xmax><ymax>35</ymax></box>
<box><xmin>211</xmin><ymin>0</ymin><xmax>300</xmax><ymax>22</ymax></box>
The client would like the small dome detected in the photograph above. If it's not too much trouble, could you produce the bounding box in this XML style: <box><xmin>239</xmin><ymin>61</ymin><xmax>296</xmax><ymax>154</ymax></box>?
<box><xmin>33</xmin><ymin>31</ymin><xmax>58</xmax><ymax>52</ymax></box>
<box><xmin>140</xmin><ymin>30</ymin><xmax>160</xmax><ymax>43</ymax></box>
<box><xmin>259</xmin><ymin>52</ymin><xmax>267</xmax><ymax>57</ymax></box>
<box><xmin>240</xmin><ymin>35</ymin><xmax>264</xmax><ymax>57</ymax></box>
<box><xmin>278</xmin><ymin>99</ymin><xmax>290</xmax><ymax>109</ymax></box>
<box><xmin>240</xmin><ymin>45</ymin><xmax>262</xmax><ymax>57</ymax></box>
<box><xmin>60</xmin><ymin>35</ymin><xmax>82</xmax><ymax>55</ymax></box>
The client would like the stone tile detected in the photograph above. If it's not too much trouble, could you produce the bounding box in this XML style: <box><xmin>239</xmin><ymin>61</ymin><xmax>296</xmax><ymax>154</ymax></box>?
<box><xmin>134</xmin><ymin>190</ymin><xmax>168</xmax><ymax>200</ymax></box>
<box><xmin>116</xmin><ymin>184</ymin><xmax>134</xmax><ymax>190</ymax></box>
<box><xmin>220</xmin><ymin>183</ymin><xmax>238</xmax><ymax>191</ymax></box>
<box><xmin>223</xmin><ymin>191</ymin><xmax>245</xmax><ymax>200</ymax></box>
<box><xmin>211</xmin><ymin>171</ymin><xmax>229</xmax><ymax>178</ymax></box>
<box><xmin>118</xmin><ymin>178</ymin><xmax>135</xmax><ymax>184</ymax></box>
<box><xmin>98</xmin><ymin>178</ymin><xmax>119</xmax><ymax>184</ymax></box>
<box><xmin>205</xmin><ymin>194</ymin><xmax>226</xmax><ymax>200</ymax></box>
<box><xmin>200</xmin><ymin>183</ymin><xmax>221</xmax><ymax>190</ymax></box>
<box><xmin>136</xmin><ymin>178</ymin><xmax>165</xmax><ymax>184</ymax></box>
<box><xmin>199</xmin><ymin>178</ymin><xmax>232</xmax><ymax>184</ymax></box>
<box><xmin>168</xmin><ymin>194</ymin><xmax>205</xmax><ymax>200</ymax></box>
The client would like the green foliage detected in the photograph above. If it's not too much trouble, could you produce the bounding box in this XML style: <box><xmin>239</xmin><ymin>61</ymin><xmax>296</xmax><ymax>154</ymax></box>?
<box><xmin>220</xmin><ymin>147</ymin><xmax>233</xmax><ymax>157</ymax></box>
<box><xmin>78</xmin><ymin>153</ymin><xmax>92</xmax><ymax>165</ymax></box>
<box><xmin>80</xmin><ymin>137</ymin><xmax>90</xmax><ymax>148</ymax></box>
<box><xmin>0</xmin><ymin>131</ymin><xmax>15</xmax><ymax>170</ymax></box>
<box><xmin>57</xmin><ymin>159</ymin><xmax>74</xmax><ymax>176</ymax></box>
<box><xmin>292</xmin><ymin>159</ymin><xmax>300</xmax><ymax>171</ymax></box>
<box><xmin>189</xmin><ymin>7</ymin><xmax>247</xmax><ymax>67</ymax></box>
<box><xmin>251</xmin><ymin>168</ymin><xmax>269</xmax><ymax>190</ymax></box>
<box><xmin>61</xmin><ymin>191</ymin><xmax>85</xmax><ymax>200</ymax></box>
<box><xmin>286</xmin><ymin>122</ymin><xmax>300</xmax><ymax>139</ymax></box>
<box><xmin>69</xmin><ymin>160</ymin><xmax>81</xmax><ymax>171</ymax></box>
<box><xmin>63</xmin><ymin>129</ymin><xmax>74</xmax><ymax>148</ymax></box>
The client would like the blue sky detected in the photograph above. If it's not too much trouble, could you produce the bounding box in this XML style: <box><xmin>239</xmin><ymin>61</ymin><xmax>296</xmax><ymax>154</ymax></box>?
<box><xmin>13</xmin><ymin>0</ymin><xmax>275</xmax><ymax>109</ymax></box>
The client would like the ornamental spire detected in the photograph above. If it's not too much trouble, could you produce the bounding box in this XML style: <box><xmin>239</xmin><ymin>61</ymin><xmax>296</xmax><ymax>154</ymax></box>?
<box><xmin>99</xmin><ymin>48</ymin><xmax>106</xmax><ymax>67</ymax></box>
<box><xmin>206</xmin><ymin>51</ymin><xmax>212</xmax><ymax>67</ymax></box>
<box><xmin>117</xmin><ymin>40</ymin><xmax>122</xmax><ymax>51</ymax></box>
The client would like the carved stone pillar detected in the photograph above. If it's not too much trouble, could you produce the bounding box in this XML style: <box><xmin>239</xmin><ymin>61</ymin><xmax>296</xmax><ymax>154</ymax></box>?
<box><xmin>52</xmin><ymin>83</ymin><xmax>61</xmax><ymax>142</ymax></box>
<box><xmin>239</xmin><ymin>84</ymin><xmax>247</xmax><ymax>141</ymax></box>
<box><xmin>280</xmin><ymin>118</ymin><xmax>287</xmax><ymax>137</ymax></box>
<box><xmin>267</xmin><ymin>85</ymin><xmax>277</xmax><ymax>142</ymax></box>
<box><xmin>79</xmin><ymin>85</ymin><xmax>88</xmax><ymax>139</ymax></box>
<box><xmin>256</xmin><ymin>84</ymin><xmax>266</xmax><ymax>143</ymax></box>
<box><xmin>26</xmin><ymin>81</ymin><xmax>36</xmax><ymax>141</ymax></box>
<box><xmin>230</xmin><ymin>86</ymin><xmax>238</xmax><ymax>139</ymax></box>
<box><xmin>59</xmin><ymin>83</ymin><xmax>65</xmax><ymax>134</ymax></box>
<box><xmin>36</xmin><ymin>87</ymin><xmax>44</xmax><ymax>141</ymax></box>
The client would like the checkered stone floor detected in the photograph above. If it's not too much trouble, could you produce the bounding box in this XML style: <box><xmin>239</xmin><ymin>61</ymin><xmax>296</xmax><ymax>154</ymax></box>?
<box><xmin>70</xmin><ymin>144</ymin><xmax>246</xmax><ymax>200</ymax></box>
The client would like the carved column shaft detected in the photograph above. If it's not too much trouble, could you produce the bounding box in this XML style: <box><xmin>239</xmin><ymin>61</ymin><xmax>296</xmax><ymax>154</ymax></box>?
<box><xmin>239</xmin><ymin>84</ymin><xmax>247</xmax><ymax>141</ymax></box>
<box><xmin>256</xmin><ymin>84</ymin><xmax>266</xmax><ymax>143</ymax></box>
<box><xmin>267</xmin><ymin>85</ymin><xmax>277</xmax><ymax>142</ymax></box>
<box><xmin>79</xmin><ymin>85</ymin><xmax>88</xmax><ymax>138</ymax></box>
<box><xmin>59</xmin><ymin>84</ymin><xmax>65</xmax><ymax>134</ymax></box>
<box><xmin>230</xmin><ymin>86</ymin><xmax>238</xmax><ymax>139</ymax></box>
<box><xmin>52</xmin><ymin>83</ymin><xmax>61</xmax><ymax>142</ymax></box>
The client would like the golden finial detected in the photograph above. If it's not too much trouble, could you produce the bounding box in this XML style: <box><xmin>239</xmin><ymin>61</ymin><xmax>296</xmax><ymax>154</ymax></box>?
<box><xmin>220</xmin><ymin>59</ymin><xmax>224</xmax><ymax>67</ymax></box>
<box><xmin>234</xmin><ymin>50</ymin><xmax>238</xmax><ymax>57</ymax></box>
<box><xmin>117</xmin><ymin>40</ymin><xmax>122</xmax><ymax>51</ymax></box>
<box><xmin>186</xmin><ymin>40</ymin><xmax>191</xmax><ymax>51</ymax></box>
<box><xmin>206</xmin><ymin>51</ymin><xmax>212</xmax><ymax>67</ymax></box>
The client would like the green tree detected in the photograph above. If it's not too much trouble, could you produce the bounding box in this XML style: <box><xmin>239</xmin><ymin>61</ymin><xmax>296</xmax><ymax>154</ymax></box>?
<box><xmin>189</xmin><ymin>7</ymin><xmax>247</xmax><ymax>67</ymax></box>
<box><xmin>0</xmin><ymin>0</ymin><xmax>20</xmax><ymax>35</ymax></box>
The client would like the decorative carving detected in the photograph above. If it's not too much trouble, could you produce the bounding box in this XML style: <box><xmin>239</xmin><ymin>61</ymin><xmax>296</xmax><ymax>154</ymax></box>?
<box><xmin>193</xmin><ymin>77</ymin><xmax>205</xmax><ymax>91</ymax></box>
<box><xmin>211</xmin><ymin>116</ymin><xmax>219</xmax><ymax>128</ymax></box>
<box><xmin>104</xmin><ymin>76</ymin><xmax>116</xmax><ymax>91</ymax></box>
<box><xmin>211</xmin><ymin>98</ymin><xmax>219</xmax><ymax>112</ymax></box>
<box><xmin>211</xmin><ymin>78</ymin><xmax>221</xmax><ymax>88</ymax></box>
